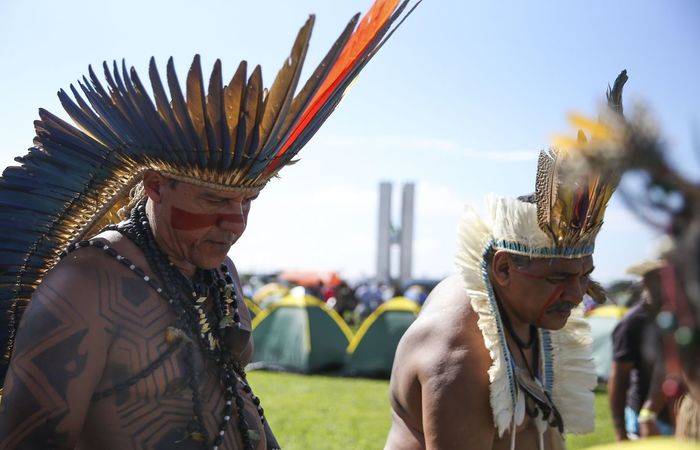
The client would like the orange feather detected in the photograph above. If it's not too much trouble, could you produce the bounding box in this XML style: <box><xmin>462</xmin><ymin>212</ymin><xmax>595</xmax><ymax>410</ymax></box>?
<box><xmin>273</xmin><ymin>0</ymin><xmax>400</xmax><ymax>160</ymax></box>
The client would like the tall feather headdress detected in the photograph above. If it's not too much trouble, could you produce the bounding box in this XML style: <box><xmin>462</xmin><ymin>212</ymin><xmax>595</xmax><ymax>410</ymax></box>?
<box><xmin>455</xmin><ymin>71</ymin><xmax>629</xmax><ymax>438</ymax></box>
<box><xmin>534</xmin><ymin>70</ymin><xmax>628</xmax><ymax>256</ymax></box>
<box><xmin>0</xmin><ymin>0</ymin><xmax>417</xmax><ymax>372</ymax></box>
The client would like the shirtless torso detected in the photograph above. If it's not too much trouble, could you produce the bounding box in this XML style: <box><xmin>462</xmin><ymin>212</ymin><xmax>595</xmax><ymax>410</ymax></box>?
<box><xmin>0</xmin><ymin>230</ymin><xmax>272</xmax><ymax>449</ymax></box>
<box><xmin>386</xmin><ymin>275</ymin><xmax>564</xmax><ymax>450</ymax></box>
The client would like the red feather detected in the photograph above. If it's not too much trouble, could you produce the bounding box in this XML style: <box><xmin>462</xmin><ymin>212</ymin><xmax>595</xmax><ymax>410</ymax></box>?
<box><xmin>273</xmin><ymin>0</ymin><xmax>400</xmax><ymax>161</ymax></box>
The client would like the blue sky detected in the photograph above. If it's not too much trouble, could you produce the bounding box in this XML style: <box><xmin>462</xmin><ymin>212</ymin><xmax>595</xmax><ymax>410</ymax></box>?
<box><xmin>1</xmin><ymin>0</ymin><xmax>698</xmax><ymax>284</ymax></box>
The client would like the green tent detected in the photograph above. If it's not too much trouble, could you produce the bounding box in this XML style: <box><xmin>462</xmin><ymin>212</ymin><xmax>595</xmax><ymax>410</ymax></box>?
<box><xmin>252</xmin><ymin>282</ymin><xmax>289</xmax><ymax>309</ymax></box>
<box><xmin>345</xmin><ymin>297</ymin><xmax>421</xmax><ymax>378</ymax></box>
<box><xmin>250</xmin><ymin>294</ymin><xmax>354</xmax><ymax>373</ymax></box>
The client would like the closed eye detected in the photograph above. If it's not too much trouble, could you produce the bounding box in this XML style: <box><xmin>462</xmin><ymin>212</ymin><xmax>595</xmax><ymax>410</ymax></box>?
<box><xmin>206</xmin><ymin>198</ymin><xmax>228</xmax><ymax>206</ymax></box>
<box><xmin>545</xmin><ymin>275</ymin><xmax>569</xmax><ymax>284</ymax></box>
<box><xmin>546</xmin><ymin>267</ymin><xmax>594</xmax><ymax>285</ymax></box>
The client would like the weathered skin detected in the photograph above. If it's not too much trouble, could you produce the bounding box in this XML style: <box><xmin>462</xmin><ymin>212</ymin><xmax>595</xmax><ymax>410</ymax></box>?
<box><xmin>386</xmin><ymin>250</ymin><xmax>594</xmax><ymax>450</ymax></box>
<box><xmin>0</xmin><ymin>173</ymin><xmax>274</xmax><ymax>449</ymax></box>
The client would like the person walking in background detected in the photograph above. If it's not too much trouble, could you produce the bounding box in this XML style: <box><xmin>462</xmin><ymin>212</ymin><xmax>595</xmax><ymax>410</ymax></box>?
<box><xmin>608</xmin><ymin>261</ymin><xmax>673</xmax><ymax>440</ymax></box>
<box><xmin>561</xmin><ymin>68</ymin><xmax>700</xmax><ymax>449</ymax></box>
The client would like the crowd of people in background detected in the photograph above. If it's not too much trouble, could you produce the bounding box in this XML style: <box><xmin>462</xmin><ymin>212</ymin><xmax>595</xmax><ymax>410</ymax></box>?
<box><xmin>241</xmin><ymin>273</ymin><xmax>435</xmax><ymax>327</ymax></box>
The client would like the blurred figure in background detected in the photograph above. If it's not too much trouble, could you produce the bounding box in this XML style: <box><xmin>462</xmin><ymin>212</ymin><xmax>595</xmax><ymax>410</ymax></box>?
<box><xmin>332</xmin><ymin>281</ymin><xmax>358</xmax><ymax>324</ymax></box>
<box><xmin>608</xmin><ymin>260</ymin><xmax>673</xmax><ymax>440</ymax></box>
<box><xmin>354</xmin><ymin>281</ymin><xmax>385</xmax><ymax>323</ymax></box>
<box><xmin>571</xmin><ymin>81</ymin><xmax>700</xmax><ymax>449</ymax></box>
<box><xmin>403</xmin><ymin>285</ymin><xmax>429</xmax><ymax>306</ymax></box>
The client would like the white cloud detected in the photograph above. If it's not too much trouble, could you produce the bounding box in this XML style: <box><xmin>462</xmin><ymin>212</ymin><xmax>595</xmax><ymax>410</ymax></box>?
<box><xmin>415</xmin><ymin>182</ymin><xmax>471</xmax><ymax>215</ymax></box>
<box><xmin>303</xmin><ymin>186</ymin><xmax>376</xmax><ymax>211</ymax></box>
<box><xmin>314</xmin><ymin>135</ymin><xmax>538</xmax><ymax>162</ymax></box>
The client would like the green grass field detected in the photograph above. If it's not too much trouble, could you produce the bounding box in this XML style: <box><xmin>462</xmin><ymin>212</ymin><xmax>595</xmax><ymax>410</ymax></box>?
<box><xmin>247</xmin><ymin>370</ymin><xmax>615</xmax><ymax>449</ymax></box>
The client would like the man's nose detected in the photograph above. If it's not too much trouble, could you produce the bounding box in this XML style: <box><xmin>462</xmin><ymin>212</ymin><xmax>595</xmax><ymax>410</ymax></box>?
<box><xmin>216</xmin><ymin>203</ymin><xmax>247</xmax><ymax>233</ymax></box>
<box><xmin>562</xmin><ymin>277</ymin><xmax>586</xmax><ymax>304</ymax></box>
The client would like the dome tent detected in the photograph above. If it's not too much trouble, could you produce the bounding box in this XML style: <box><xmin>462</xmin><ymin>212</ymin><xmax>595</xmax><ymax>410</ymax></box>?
<box><xmin>252</xmin><ymin>282</ymin><xmax>289</xmax><ymax>309</ymax></box>
<box><xmin>244</xmin><ymin>298</ymin><xmax>262</xmax><ymax>319</ymax></box>
<box><xmin>345</xmin><ymin>297</ymin><xmax>420</xmax><ymax>378</ymax></box>
<box><xmin>250</xmin><ymin>293</ymin><xmax>353</xmax><ymax>373</ymax></box>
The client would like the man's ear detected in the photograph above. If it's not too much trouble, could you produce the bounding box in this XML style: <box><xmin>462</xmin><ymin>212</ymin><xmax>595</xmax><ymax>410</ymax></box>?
<box><xmin>142</xmin><ymin>170</ymin><xmax>166</xmax><ymax>203</ymax></box>
<box><xmin>491</xmin><ymin>251</ymin><xmax>513</xmax><ymax>287</ymax></box>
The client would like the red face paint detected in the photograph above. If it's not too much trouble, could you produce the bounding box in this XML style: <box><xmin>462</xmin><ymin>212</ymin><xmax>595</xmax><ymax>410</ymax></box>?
<box><xmin>511</xmin><ymin>268</ymin><xmax>571</xmax><ymax>323</ymax></box>
<box><xmin>536</xmin><ymin>285</ymin><xmax>567</xmax><ymax>323</ymax></box>
<box><xmin>170</xmin><ymin>205</ymin><xmax>244</xmax><ymax>230</ymax></box>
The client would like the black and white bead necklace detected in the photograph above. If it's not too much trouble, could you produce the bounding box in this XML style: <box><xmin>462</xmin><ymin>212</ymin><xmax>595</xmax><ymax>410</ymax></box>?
<box><xmin>61</xmin><ymin>201</ymin><xmax>267</xmax><ymax>450</ymax></box>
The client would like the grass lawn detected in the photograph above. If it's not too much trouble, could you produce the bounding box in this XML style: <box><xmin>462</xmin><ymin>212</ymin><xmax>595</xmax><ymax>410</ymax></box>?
<box><xmin>247</xmin><ymin>370</ymin><xmax>615</xmax><ymax>449</ymax></box>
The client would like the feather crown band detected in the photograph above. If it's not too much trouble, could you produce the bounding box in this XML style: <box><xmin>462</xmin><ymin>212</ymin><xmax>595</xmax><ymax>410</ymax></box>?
<box><xmin>485</xmin><ymin>195</ymin><xmax>595</xmax><ymax>258</ymax></box>
<box><xmin>0</xmin><ymin>0</ymin><xmax>417</xmax><ymax>373</ymax></box>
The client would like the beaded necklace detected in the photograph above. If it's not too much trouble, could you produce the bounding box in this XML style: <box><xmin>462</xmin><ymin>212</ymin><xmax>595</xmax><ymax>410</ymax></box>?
<box><xmin>494</xmin><ymin>296</ymin><xmax>564</xmax><ymax>430</ymax></box>
<box><xmin>61</xmin><ymin>201</ymin><xmax>268</xmax><ymax>450</ymax></box>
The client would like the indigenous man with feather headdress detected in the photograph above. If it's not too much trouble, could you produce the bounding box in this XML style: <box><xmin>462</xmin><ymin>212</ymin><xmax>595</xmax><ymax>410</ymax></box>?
<box><xmin>0</xmin><ymin>1</ymin><xmax>416</xmax><ymax>448</ymax></box>
<box><xmin>385</xmin><ymin>71</ymin><xmax>628</xmax><ymax>450</ymax></box>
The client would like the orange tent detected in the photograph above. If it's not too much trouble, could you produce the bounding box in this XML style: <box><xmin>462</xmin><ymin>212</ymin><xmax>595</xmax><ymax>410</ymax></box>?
<box><xmin>279</xmin><ymin>271</ymin><xmax>342</xmax><ymax>288</ymax></box>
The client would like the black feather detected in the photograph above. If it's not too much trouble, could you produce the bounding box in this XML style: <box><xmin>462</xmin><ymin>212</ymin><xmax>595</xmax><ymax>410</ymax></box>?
<box><xmin>166</xmin><ymin>57</ymin><xmax>201</xmax><ymax>165</ymax></box>
<box><xmin>606</xmin><ymin>70</ymin><xmax>628</xmax><ymax>115</ymax></box>
<box><xmin>149</xmin><ymin>57</ymin><xmax>191</xmax><ymax>164</ymax></box>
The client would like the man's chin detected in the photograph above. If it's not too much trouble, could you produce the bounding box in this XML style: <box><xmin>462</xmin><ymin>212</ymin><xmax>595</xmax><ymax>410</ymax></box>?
<box><xmin>194</xmin><ymin>242</ymin><xmax>234</xmax><ymax>267</ymax></box>
<box><xmin>194</xmin><ymin>253</ymin><xmax>230</xmax><ymax>271</ymax></box>
<box><xmin>538</xmin><ymin>312</ymin><xmax>572</xmax><ymax>330</ymax></box>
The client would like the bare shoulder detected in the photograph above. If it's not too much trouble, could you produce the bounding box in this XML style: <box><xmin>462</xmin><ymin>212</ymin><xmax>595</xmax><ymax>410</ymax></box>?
<box><xmin>0</xmin><ymin>245</ymin><xmax>117</xmax><ymax>447</ymax></box>
<box><xmin>30</xmin><ymin>231</ymin><xmax>170</xmax><ymax>334</ymax></box>
<box><xmin>396</xmin><ymin>274</ymin><xmax>482</xmax><ymax>367</ymax></box>
<box><xmin>388</xmin><ymin>274</ymin><xmax>496</xmax><ymax>448</ymax></box>
<box><xmin>28</xmin><ymin>243</ymin><xmax>116</xmax><ymax>316</ymax></box>
<box><xmin>390</xmin><ymin>274</ymin><xmax>491</xmax><ymax>411</ymax></box>
<box><xmin>12</xmin><ymin>241</ymin><xmax>119</xmax><ymax>359</ymax></box>
<box><xmin>11</xmin><ymin>243</ymin><xmax>120</xmax><ymax>351</ymax></box>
